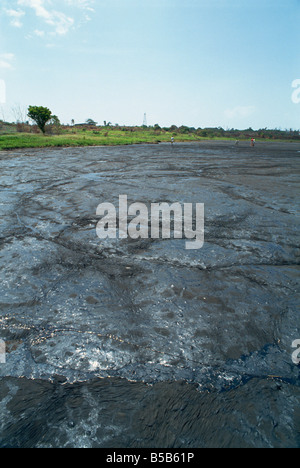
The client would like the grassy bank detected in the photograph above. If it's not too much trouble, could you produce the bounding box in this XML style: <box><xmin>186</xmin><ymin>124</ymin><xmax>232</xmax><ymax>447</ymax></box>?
<box><xmin>0</xmin><ymin>127</ymin><xmax>201</xmax><ymax>150</ymax></box>
<box><xmin>0</xmin><ymin>124</ymin><xmax>299</xmax><ymax>150</ymax></box>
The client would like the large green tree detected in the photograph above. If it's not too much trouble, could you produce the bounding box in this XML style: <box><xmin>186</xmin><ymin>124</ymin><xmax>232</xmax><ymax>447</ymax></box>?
<box><xmin>27</xmin><ymin>106</ymin><xmax>52</xmax><ymax>134</ymax></box>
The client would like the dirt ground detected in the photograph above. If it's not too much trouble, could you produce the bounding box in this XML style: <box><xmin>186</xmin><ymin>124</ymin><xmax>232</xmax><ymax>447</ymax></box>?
<box><xmin>0</xmin><ymin>141</ymin><xmax>299</xmax><ymax>447</ymax></box>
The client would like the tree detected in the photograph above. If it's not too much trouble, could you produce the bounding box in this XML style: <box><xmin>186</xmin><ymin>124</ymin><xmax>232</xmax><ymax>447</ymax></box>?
<box><xmin>47</xmin><ymin>115</ymin><xmax>61</xmax><ymax>135</ymax></box>
<box><xmin>86</xmin><ymin>118</ymin><xmax>97</xmax><ymax>126</ymax></box>
<box><xmin>28</xmin><ymin>106</ymin><xmax>52</xmax><ymax>134</ymax></box>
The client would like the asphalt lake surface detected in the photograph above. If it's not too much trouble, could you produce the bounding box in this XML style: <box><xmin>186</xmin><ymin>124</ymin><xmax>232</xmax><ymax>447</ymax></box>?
<box><xmin>0</xmin><ymin>141</ymin><xmax>299</xmax><ymax>448</ymax></box>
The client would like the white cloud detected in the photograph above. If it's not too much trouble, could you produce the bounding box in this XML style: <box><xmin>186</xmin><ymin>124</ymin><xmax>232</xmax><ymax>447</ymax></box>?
<box><xmin>65</xmin><ymin>0</ymin><xmax>95</xmax><ymax>11</ymax></box>
<box><xmin>5</xmin><ymin>8</ymin><xmax>25</xmax><ymax>27</ymax></box>
<box><xmin>0</xmin><ymin>53</ymin><xmax>15</xmax><ymax>70</ymax></box>
<box><xmin>17</xmin><ymin>0</ymin><xmax>51</xmax><ymax>20</ymax></box>
<box><xmin>34</xmin><ymin>29</ymin><xmax>45</xmax><ymax>37</ymax></box>
<box><xmin>17</xmin><ymin>0</ymin><xmax>75</xmax><ymax>35</ymax></box>
<box><xmin>48</xmin><ymin>11</ymin><xmax>74</xmax><ymax>35</ymax></box>
<box><xmin>224</xmin><ymin>105</ymin><xmax>256</xmax><ymax>119</ymax></box>
<box><xmin>3</xmin><ymin>0</ymin><xmax>95</xmax><ymax>36</ymax></box>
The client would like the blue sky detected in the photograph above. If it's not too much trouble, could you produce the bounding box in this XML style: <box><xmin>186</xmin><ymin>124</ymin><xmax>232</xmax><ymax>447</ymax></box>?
<box><xmin>0</xmin><ymin>0</ymin><xmax>299</xmax><ymax>129</ymax></box>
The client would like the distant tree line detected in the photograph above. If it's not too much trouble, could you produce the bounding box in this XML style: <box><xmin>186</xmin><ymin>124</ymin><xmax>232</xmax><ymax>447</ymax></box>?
<box><xmin>154</xmin><ymin>125</ymin><xmax>300</xmax><ymax>140</ymax></box>
<box><xmin>0</xmin><ymin>106</ymin><xmax>299</xmax><ymax>141</ymax></box>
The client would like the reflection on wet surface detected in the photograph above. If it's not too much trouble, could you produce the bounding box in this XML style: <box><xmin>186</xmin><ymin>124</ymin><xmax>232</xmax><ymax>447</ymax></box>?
<box><xmin>0</xmin><ymin>141</ymin><xmax>299</xmax><ymax>447</ymax></box>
